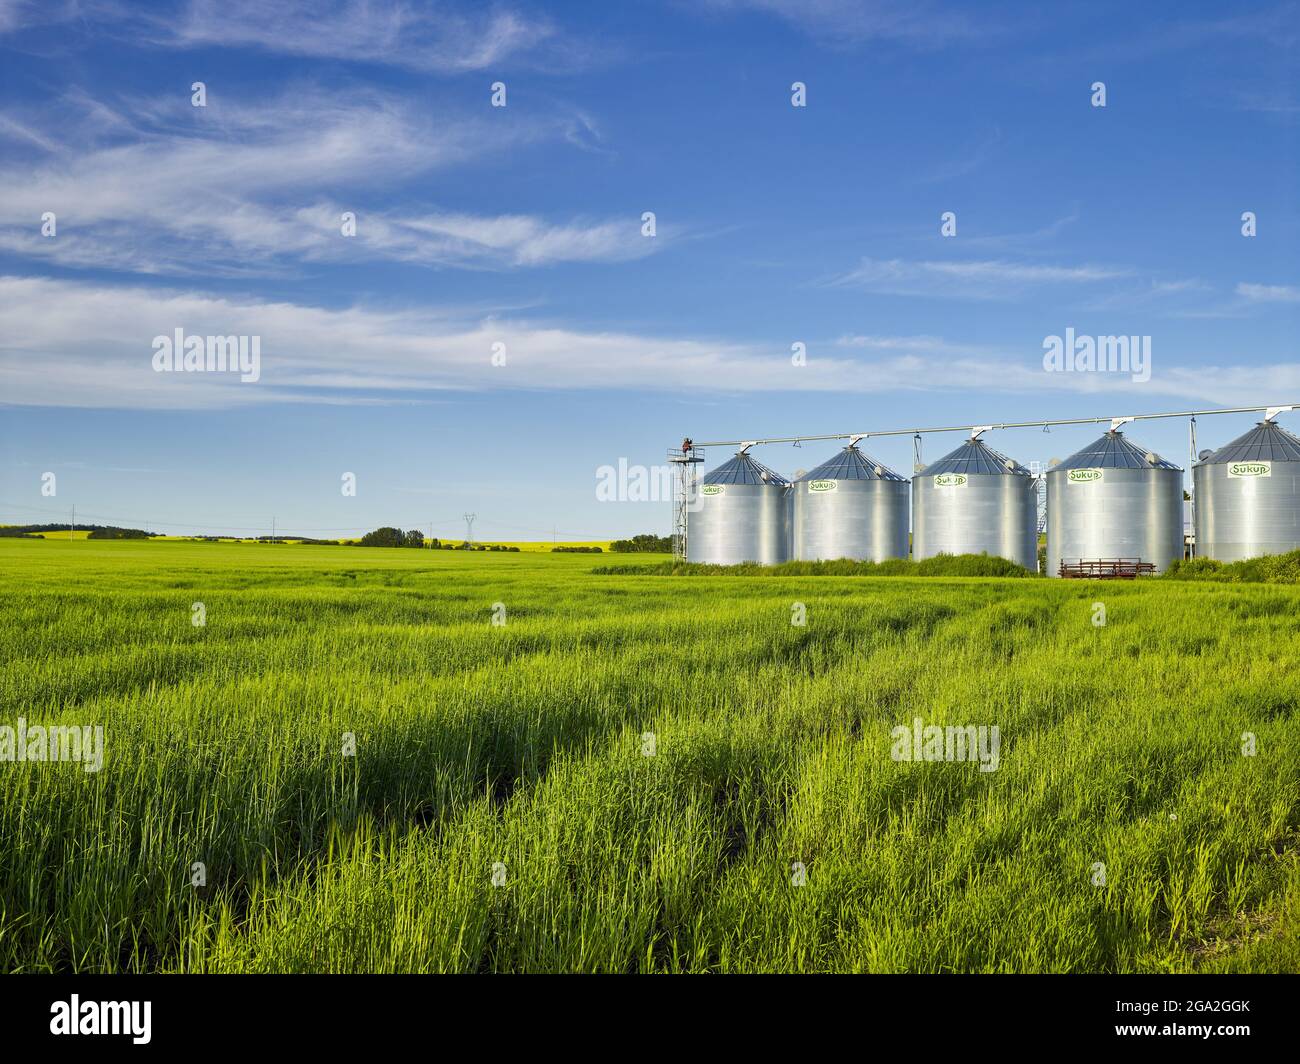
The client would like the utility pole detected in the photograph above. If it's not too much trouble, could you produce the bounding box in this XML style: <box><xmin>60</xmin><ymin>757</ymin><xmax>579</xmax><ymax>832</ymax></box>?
<box><xmin>1188</xmin><ymin>417</ymin><xmax>1198</xmax><ymax>559</ymax></box>
<box><xmin>70</xmin><ymin>504</ymin><xmax>75</xmax><ymax>540</ymax></box>
<box><xmin>463</xmin><ymin>512</ymin><xmax>476</xmax><ymax>546</ymax></box>
<box><xmin>271</xmin><ymin>516</ymin><xmax>276</xmax><ymax>544</ymax></box>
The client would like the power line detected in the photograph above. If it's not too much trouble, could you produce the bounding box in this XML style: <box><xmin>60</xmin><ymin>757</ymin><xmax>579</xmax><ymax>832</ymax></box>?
<box><xmin>0</xmin><ymin>502</ymin><xmax>466</xmax><ymax>533</ymax></box>
<box><xmin>466</xmin><ymin>515</ymin><xmax>610</xmax><ymax>539</ymax></box>
<box><xmin>0</xmin><ymin>500</ymin><xmax>614</xmax><ymax>541</ymax></box>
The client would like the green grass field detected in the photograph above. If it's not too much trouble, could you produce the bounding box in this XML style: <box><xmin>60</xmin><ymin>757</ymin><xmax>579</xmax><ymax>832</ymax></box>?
<box><xmin>1</xmin><ymin>538</ymin><xmax>1296</xmax><ymax>973</ymax></box>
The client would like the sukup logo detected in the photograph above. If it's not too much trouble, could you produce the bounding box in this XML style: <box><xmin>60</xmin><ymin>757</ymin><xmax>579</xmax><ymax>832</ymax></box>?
<box><xmin>1228</xmin><ymin>461</ymin><xmax>1271</xmax><ymax>478</ymax></box>
<box><xmin>701</xmin><ymin>484</ymin><xmax>724</xmax><ymax>496</ymax></box>
<box><xmin>808</xmin><ymin>479</ymin><xmax>837</xmax><ymax>493</ymax></box>
<box><xmin>934</xmin><ymin>474</ymin><xmax>967</xmax><ymax>488</ymax></box>
<box><xmin>1068</xmin><ymin>468</ymin><xmax>1103</xmax><ymax>484</ymax></box>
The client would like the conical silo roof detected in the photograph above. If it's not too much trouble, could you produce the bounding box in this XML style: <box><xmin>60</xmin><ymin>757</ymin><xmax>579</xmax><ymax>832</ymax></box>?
<box><xmin>921</xmin><ymin>438</ymin><xmax>1029</xmax><ymax>477</ymax></box>
<box><xmin>1053</xmin><ymin>430</ymin><xmax>1181</xmax><ymax>471</ymax></box>
<box><xmin>1198</xmin><ymin>421</ymin><xmax>1300</xmax><ymax>465</ymax></box>
<box><xmin>796</xmin><ymin>446</ymin><xmax>906</xmax><ymax>482</ymax></box>
<box><xmin>703</xmin><ymin>452</ymin><xmax>790</xmax><ymax>486</ymax></box>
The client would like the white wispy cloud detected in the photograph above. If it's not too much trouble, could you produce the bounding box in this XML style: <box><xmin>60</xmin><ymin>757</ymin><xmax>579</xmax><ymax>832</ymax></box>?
<box><xmin>835</xmin><ymin>333</ymin><xmax>989</xmax><ymax>355</ymax></box>
<box><xmin>0</xmin><ymin>1</ymin><xmax>586</xmax><ymax>72</ymax></box>
<box><xmin>1073</xmin><ymin>6</ymin><xmax>1300</xmax><ymax>64</ymax></box>
<box><xmin>699</xmin><ymin>0</ymin><xmax>991</xmax><ymax>47</ymax></box>
<box><xmin>0</xmin><ymin>275</ymin><xmax>776</xmax><ymax>408</ymax></box>
<box><xmin>834</xmin><ymin>331</ymin><xmax>1300</xmax><ymax>406</ymax></box>
<box><xmin>3</xmin><ymin>276</ymin><xmax>1295</xmax><ymax>410</ymax></box>
<box><xmin>827</xmin><ymin>256</ymin><xmax>1130</xmax><ymax>299</ymax></box>
<box><xmin>0</xmin><ymin>88</ymin><xmax>656</xmax><ymax>274</ymax></box>
<box><xmin>1079</xmin><ymin>277</ymin><xmax>1216</xmax><ymax>313</ymax></box>
<box><xmin>1237</xmin><ymin>282</ymin><xmax>1300</xmax><ymax>304</ymax></box>
<box><xmin>341</xmin><ymin>210</ymin><xmax>658</xmax><ymax>268</ymax></box>
<box><xmin>158</xmin><ymin>0</ymin><xmax>558</xmax><ymax>72</ymax></box>
<box><xmin>1234</xmin><ymin>90</ymin><xmax>1300</xmax><ymax>115</ymax></box>
<box><xmin>953</xmin><ymin>209</ymin><xmax>1082</xmax><ymax>252</ymax></box>
<box><xmin>0</xmin><ymin>0</ymin><xmax>31</xmax><ymax>34</ymax></box>
<box><xmin>920</xmin><ymin>127</ymin><xmax>1002</xmax><ymax>183</ymax></box>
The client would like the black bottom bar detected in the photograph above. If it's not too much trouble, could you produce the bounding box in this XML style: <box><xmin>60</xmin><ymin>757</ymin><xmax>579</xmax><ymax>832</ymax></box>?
<box><xmin>2</xmin><ymin>973</ymin><xmax>1294</xmax><ymax>1051</ymax></box>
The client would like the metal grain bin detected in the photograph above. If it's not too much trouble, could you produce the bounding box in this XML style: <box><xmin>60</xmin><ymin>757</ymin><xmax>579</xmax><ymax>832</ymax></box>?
<box><xmin>911</xmin><ymin>436</ymin><xmax>1038</xmax><ymax>570</ymax></box>
<box><xmin>686</xmin><ymin>450</ymin><xmax>790</xmax><ymax>564</ymax></box>
<box><xmin>792</xmin><ymin>446</ymin><xmax>908</xmax><ymax>561</ymax></box>
<box><xmin>1046</xmin><ymin>430</ymin><xmax>1183</xmax><ymax>576</ymax></box>
<box><xmin>1194</xmin><ymin>419</ymin><xmax>1300</xmax><ymax>562</ymax></box>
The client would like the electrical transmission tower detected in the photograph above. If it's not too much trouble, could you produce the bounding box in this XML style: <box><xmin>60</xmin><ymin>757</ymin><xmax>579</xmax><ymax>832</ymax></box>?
<box><xmin>463</xmin><ymin>512</ymin><xmax>476</xmax><ymax>545</ymax></box>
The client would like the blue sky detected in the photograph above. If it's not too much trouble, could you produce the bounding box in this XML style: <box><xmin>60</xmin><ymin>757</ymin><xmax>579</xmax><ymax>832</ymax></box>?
<box><xmin>1</xmin><ymin>0</ymin><xmax>1298</xmax><ymax>540</ymax></box>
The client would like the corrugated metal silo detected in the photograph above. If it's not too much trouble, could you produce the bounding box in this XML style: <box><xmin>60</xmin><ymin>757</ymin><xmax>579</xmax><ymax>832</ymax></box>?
<box><xmin>1046</xmin><ymin>430</ymin><xmax>1183</xmax><ymax>576</ymax></box>
<box><xmin>1194</xmin><ymin>419</ymin><xmax>1300</xmax><ymax>561</ymax></box>
<box><xmin>792</xmin><ymin>446</ymin><xmax>908</xmax><ymax>561</ymax></box>
<box><xmin>911</xmin><ymin>437</ymin><xmax>1038</xmax><ymax>570</ymax></box>
<box><xmin>686</xmin><ymin>450</ymin><xmax>790</xmax><ymax>564</ymax></box>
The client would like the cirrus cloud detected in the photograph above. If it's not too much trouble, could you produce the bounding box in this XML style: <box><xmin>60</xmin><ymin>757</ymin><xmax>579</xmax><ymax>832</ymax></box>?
<box><xmin>4</xmin><ymin>275</ymin><xmax>1298</xmax><ymax>411</ymax></box>
<box><xmin>0</xmin><ymin>87</ymin><xmax>659</xmax><ymax>275</ymax></box>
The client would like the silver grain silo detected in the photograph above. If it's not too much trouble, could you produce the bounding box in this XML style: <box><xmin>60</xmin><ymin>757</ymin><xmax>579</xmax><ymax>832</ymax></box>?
<box><xmin>792</xmin><ymin>445</ymin><xmax>908</xmax><ymax>561</ymax></box>
<box><xmin>686</xmin><ymin>449</ymin><xmax>790</xmax><ymax>564</ymax></box>
<box><xmin>1194</xmin><ymin>418</ymin><xmax>1300</xmax><ymax>562</ymax></box>
<box><xmin>1046</xmin><ymin>430</ymin><xmax>1183</xmax><ymax>576</ymax></box>
<box><xmin>911</xmin><ymin>435</ymin><xmax>1038</xmax><ymax>570</ymax></box>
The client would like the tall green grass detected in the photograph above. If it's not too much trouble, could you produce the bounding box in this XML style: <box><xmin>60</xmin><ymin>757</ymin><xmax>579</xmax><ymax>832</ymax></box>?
<box><xmin>0</xmin><ymin>539</ymin><xmax>1295</xmax><ymax>972</ymax></box>
<box><xmin>595</xmin><ymin>553</ymin><xmax>1033</xmax><ymax>578</ymax></box>
<box><xmin>1165</xmin><ymin>548</ymin><xmax>1300</xmax><ymax>583</ymax></box>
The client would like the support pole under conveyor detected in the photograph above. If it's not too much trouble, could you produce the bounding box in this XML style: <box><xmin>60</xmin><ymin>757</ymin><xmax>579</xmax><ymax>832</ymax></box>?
<box><xmin>1189</xmin><ymin>417</ymin><xmax>1198</xmax><ymax>559</ymax></box>
<box><xmin>667</xmin><ymin>439</ymin><xmax>705</xmax><ymax>562</ymax></box>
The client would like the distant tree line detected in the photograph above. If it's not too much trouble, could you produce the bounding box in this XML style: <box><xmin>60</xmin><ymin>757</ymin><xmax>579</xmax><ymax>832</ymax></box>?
<box><xmin>0</xmin><ymin>523</ymin><xmax>156</xmax><ymax>539</ymax></box>
<box><xmin>609</xmin><ymin>533</ymin><xmax>672</xmax><ymax>553</ymax></box>
<box><xmin>553</xmin><ymin>545</ymin><xmax>603</xmax><ymax>553</ymax></box>
<box><xmin>357</xmin><ymin>527</ymin><xmax>426</xmax><ymax>548</ymax></box>
<box><xmin>353</xmin><ymin>528</ymin><xmax>519</xmax><ymax>551</ymax></box>
<box><xmin>248</xmin><ymin>535</ymin><xmax>343</xmax><ymax>545</ymax></box>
